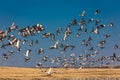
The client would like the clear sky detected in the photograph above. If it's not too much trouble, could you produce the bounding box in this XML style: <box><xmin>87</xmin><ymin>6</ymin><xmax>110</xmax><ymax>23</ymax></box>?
<box><xmin>0</xmin><ymin>0</ymin><xmax>120</xmax><ymax>67</ymax></box>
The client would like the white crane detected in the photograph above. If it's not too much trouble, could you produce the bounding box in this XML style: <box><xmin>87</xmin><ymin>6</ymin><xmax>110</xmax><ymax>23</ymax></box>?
<box><xmin>94</xmin><ymin>27</ymin><xmax>99</xmax><ymax>34</ymax></box>
<box><xmin>46</xmin><ymin>67</ymin><xmax>52</xmax><ymax>76</ymax></box>
<box><xmin>63</xmin><ymin>32</ymin><xmax>67</xmax><ymax>41</ymax></box>
<box><xmin>15</xmin><ymin>39</ymin><xmax>20</xmax><ymax>51</ymax></box>
<box><xmin>24</xmin><ymin>49</ymin><xmax>31</xmax><ymax>62</ymax></box>
<box><xmin>81</xmin><ymin>10</ymin><xmax>85</xmax><ymax>17</ymax></box>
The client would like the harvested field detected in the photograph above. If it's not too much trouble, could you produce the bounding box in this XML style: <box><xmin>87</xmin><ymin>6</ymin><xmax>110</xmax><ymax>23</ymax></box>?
<box><xmin>0</xmin><ymin>67</ymin><xmax>120</xmax><ymax>80</ymax></box>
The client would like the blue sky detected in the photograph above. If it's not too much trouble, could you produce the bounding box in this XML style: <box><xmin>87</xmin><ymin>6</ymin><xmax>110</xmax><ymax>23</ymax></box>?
<box><xmin>0</xmin><ymin>0</ymin><xmax>120</xmax><ymax>67</ymax></box>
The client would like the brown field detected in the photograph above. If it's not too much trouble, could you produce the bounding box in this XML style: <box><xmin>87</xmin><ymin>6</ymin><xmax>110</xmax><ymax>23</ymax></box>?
<box><xmin>0</xmin><ymin>66</ymin><xmax>120</xmax><ymax>80</ymax></box>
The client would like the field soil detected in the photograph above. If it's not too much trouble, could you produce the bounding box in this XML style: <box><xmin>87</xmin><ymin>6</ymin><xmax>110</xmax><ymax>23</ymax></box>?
<box><xmin>0</xmin><ymin>66</ymin><xmax>120</xmax><ymax>80</ymax></box>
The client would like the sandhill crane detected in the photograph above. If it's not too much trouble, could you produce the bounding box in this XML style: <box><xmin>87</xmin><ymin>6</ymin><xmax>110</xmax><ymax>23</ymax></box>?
<box><xmin>8</xmin><ymin>50</ymin><xmax>14</xmax><ymax>56</ymax></box>
<box><xmin>8</xmin><ymin>22</ymin><xmax>18</xmax><ymax>32</ymax></box>
<box><xmin>38</xmin><ymin>48</ymin><xmax>44</xmax><ymax>54</ymax></box>
<box><xmin>95</xmin><ymin>10</ymin><xmax>100</xmax><ymax>15</ymax></box>
<box><xmin>36</xmin><ymin>62</ymin><xmax>42</xmax><ymax>68</ymax></box>
<box><xmin>63</xmin><ymin>32</ymin><xmax>67</xmax><ymax>41</ymax></box>
<box><xmin>0</xmin><ymin>30</ymin><xmax>8</xmax><ymax>38</ymax></box>
<box><xmin>95</xmin><ymin>19</ymin><xmax>100</xmax><ymax>25</ymax></box>
<box><xmin>61</xmin><ymin>44</ymin><xmax>70</xmax><ymax>52</ymax></box>
<box><xmin>81</xmin><ymin>10</ymin><xmax>85</xmax><ymax>17</ymax></box>
<box><xmin>79</xmin><ymin>65</ymin><xmax>83</xmax><ymax>69</ymax></box>
<box><xmin>3</xmin><ymin>53</ymin><xmax>8</xmax><ymax>61</ymax></box>
<box><xmin>71</xmin><ymin>18</ymin><xmax>77</xmax><ymax>26</ymax></box>
<box><xmin>114</xmin><ymin>44</ymin><xmax>119</xmax><ymax>49</ymax></box>
<box><xmin>1</xmin><ymin>42</ymin><xmax>5</xmax><ymax>48</ymax></box>
<box><xmin>9</xmin><ymin>38</ymin><xmax>17</xmax><ymax>47</ymax></box>
<box><xmin>50</xmin><ymin>41</ymin><xmax>59</xmax><ymax>49</ymax></box>
<box><xmin>15</xmin><ymin>39</ymin><xmax>21</xmax><ymax>51</ymax></box>
<box><xmin>24</xmin><ymin>49</ymin><xmax>31</xmax><ymax>62</ymax></box>
<box><xmin>88</xmin><ymin>18</ymin><xmax>94</xmax><ymax>23</ymax></box>
<box><xmin>42</xmin><ymin>32</ymin><xmax>51</xmax><ymax>39</ymax></box>
<box><xmin>105</xmin><ymin>34</ymin><xmax>110</xmax><ymax>39</ymax></box>
<box><xmin>94</xmin><ymin>27</ymin><xmax>99</xmax><ymax>34</ymax></box>
<box><xmin>56</xmin><ymin>27</ymin><xmax>62</xmax><ymax>35</ymax></box>
<box><xmin>79</xmin><ymin>18</ymin><xmax>86</xmax><ymax>26</ymax></box>
<box><xmin>109</xmin><ymin>22</ymin><xmax>113</xmax><ymax>27</ymax></box>
<box><xmin>29</xmin><ymin>40</ymin><xmax>33</xmax><ymax>46</ymax></box>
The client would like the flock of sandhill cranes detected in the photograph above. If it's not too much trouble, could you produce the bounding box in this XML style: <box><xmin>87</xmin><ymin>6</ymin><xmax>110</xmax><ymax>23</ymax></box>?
<box><xmin>0</xmin><ymin>10</ymin><xmax>120</xmax><ymax>74</ymax></box>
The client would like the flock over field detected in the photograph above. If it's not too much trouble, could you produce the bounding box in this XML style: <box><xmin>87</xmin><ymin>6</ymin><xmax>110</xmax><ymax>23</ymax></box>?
<box><xmin>0</xmin><ymin>10</ymin><xmax>120</xmax><ymax>69</ymax></box>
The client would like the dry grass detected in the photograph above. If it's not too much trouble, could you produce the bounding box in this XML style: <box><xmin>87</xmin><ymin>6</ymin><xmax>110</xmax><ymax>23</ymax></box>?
<box><xmin>0</xmin><ymin>66</ymin><xmax>120</xmax><ymax>80</ymax></box>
